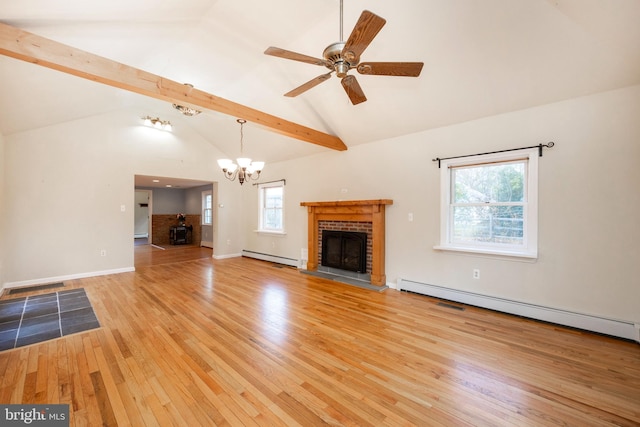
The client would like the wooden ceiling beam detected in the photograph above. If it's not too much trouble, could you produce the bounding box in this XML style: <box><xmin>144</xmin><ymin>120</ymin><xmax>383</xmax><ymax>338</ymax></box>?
<box><xmin>0</xmin><ymin>22</ymin><xmax>347</xmax><ymax>151</ymax></box>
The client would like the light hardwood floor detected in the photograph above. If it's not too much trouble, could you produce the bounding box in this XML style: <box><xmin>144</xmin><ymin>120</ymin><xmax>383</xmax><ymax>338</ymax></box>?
<box><xmin>1</xmin><ymin>251</ymin><xmax>639</xmax><ymax>426</ymax></box>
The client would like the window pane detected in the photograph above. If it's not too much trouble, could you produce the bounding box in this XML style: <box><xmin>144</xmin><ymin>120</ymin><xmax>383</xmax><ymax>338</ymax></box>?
<box><xmin>264</xmin><ymin>209</ymin><xmax>282</xmax><ymax>229</ymax></box>
<box><xmin>452</xmin><ymin>205</ymin><xmax>523</xmax><ymax>245</ymax></box>
<box><xmin>265</xmin><ymin>187</ymin><xmax>283</xmax><ymax>208</ymax></box>
<box><xmin>202</xmin><ymin>192</ymin><xmax>213</xmax><ymax>225</ymax></box>
<box><xmin>453</xmin><ymin>162</ymin><xmax>525</xmax><ymax>203</ymax></box>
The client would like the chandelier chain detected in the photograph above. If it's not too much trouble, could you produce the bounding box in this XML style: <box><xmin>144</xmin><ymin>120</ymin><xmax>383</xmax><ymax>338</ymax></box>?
<box><xmin>238</xmin><ymin>118</ymin><xmax>246</xmax><ymax>155</ymax></box>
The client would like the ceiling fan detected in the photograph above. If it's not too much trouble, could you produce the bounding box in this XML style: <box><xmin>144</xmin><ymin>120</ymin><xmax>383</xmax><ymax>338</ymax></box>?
<box><xmin>264</xmin><ymin>1</ymin><xmax>424</xmax><ymax>105</ymax></box>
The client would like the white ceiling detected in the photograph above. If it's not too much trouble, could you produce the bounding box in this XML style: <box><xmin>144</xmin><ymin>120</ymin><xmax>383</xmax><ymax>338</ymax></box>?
<box><xmin>1</xmin><ymin>0</ymin><xmax>639</xmax><ymax>164</ymax></box>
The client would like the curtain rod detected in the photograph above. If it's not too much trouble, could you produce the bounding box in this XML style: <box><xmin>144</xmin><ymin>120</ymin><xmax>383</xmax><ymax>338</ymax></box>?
<box><xmin>252</xmin><ymin>179</ymin><xmax>286</xmax><ymax>186</ymax></box>
<box><xmin>432</xmin><ymin>142</ymin><xmax>554</xmax><ymax>168</ymax></box>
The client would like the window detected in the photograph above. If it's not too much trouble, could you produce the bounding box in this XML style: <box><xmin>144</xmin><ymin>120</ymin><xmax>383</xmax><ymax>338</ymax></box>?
<box><xmin>436</xmin><ymin>149</ymin><xmax>538</xmax><ymax>258</ymax></box>
<box><xmin>202</xmin><ymin>190</ymin><xmax>212</xmax><ymax>225</ymax></box>
<box><xmin>258</xmin><ymin>181</ymin><xmax>284</xmax><ymax>233</ymax></box>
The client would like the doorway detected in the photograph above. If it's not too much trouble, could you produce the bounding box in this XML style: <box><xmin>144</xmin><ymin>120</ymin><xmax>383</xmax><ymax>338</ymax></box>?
<box><xmin>133</xmin><ymin>175</ymin><xmax>215</xmax><ymax>265</ymax></box>
<box><xmin>134</xmin><ymin>189</ymin><xmax>151</xmax><ymax>244</ymax></box>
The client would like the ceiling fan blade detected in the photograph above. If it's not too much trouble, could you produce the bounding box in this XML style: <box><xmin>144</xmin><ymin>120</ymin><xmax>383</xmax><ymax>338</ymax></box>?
<box><xmin>264</xmin><ymin>46</ymin><xmax>327</xmax><ymax>66</ymax></box>
<box><xmin>341</xmin><ymin>75</ymin><xmax>367</xmax><ymax>105</ymax></box>
<box><xmin>285</xmin><ymin>72</ymin><xmax>333</xmax><ymax>97</ymax></box>
<box><xmin>342</xmin><ymin>10</ymin><xmax>386</xmax><ymax>63</ymax></box>
<box><xmin>357</xmin><ymin>62</ymin><xmax>424</xmax><ymax>77</ymax></box>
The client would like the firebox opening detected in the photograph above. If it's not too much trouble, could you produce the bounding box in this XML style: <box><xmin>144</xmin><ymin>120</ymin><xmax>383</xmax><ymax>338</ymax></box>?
<box><xmin>321</xmin><ymin>230</ymin><xmax>367</xmax><ymax>273</ymax></box>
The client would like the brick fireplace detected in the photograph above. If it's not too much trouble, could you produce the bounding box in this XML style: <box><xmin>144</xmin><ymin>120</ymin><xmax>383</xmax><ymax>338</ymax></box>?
<box><xmin>300</xmin><ymin>200</ymin><xmax>393</xmax><ymax>286</ymax></box>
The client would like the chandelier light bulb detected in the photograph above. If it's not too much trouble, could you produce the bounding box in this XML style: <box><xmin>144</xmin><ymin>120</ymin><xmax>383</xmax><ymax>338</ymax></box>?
<box><xmin>237</xmin><ymin>157</ymin><xmax>252</xmax><ymax>168</ymax></box>
<box><xmin>217</xmin><ymin>159</ymin><xmax>232</xmax><ymax>169</ymax></box>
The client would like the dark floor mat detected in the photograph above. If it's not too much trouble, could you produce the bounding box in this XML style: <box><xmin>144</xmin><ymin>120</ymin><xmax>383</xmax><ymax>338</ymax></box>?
<box><xmin>0</xmin><ymin>288</ymin><xmax>100</xmax><ymax>351</ymax></box>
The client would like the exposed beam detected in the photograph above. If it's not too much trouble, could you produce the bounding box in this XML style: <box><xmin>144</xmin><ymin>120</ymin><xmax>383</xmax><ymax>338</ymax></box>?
<box><xmin>0</xmin><ymin>22</ymin><xmax>347</xmax><ymax>151</ymax></box>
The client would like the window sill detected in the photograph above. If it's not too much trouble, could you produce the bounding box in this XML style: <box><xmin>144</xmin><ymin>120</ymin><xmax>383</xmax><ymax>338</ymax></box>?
<box><xmin>255</xmin><ymin>230</ymin><xmax>287</xmax><ymax>236</ymax></box>
<box><xmin>434</xmin><ymin>245</ymin><xmax>537</xmax><ymax>259</ymax></box>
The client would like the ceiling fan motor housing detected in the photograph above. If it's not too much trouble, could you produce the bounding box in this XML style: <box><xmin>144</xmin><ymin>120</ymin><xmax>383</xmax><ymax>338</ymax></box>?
<box><xmin>323</xmin><ymin>41</ymin><xmax>358</xmax><ymax>78</ymax></box>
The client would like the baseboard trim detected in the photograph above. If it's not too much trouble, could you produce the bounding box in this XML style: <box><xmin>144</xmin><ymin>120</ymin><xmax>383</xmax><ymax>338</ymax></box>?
<box><xmin>2</xmin><ymin>267</ymin><xmax>135</xmax><ymax>295</ymax></box>
<box><xmin>200</xmin><ymin>241</ymin><xmax>213</xmax><ymax>248</ymax></box>
<box><xmin>397</xmin><ymin>278</ymin><xmax>639</xmax><ymax>343</ymax></box>
<box><xmin>241</xmin><ymin>250</ymin><xmax>299</xmax><ymax>268</ymax></box>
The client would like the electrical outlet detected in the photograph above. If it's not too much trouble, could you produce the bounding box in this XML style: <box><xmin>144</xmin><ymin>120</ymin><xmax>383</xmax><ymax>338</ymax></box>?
<box><xmin>100</xmin><ymin>249</ymin><xmax>107</xmax><ymax>257</ymax></box>
<box><xmin>473</xmin><ymin>269</ymin><xmax>480</xmax><ymax>279</ymax></box>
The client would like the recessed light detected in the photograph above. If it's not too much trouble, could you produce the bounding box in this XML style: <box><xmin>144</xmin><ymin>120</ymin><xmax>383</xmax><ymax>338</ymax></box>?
<box><xmin>152</xmin><ymin>179</ymin><xmax>160</xmax><ymax>183</ymax></box>
<box><xmin>165</xmin><ymin>184</ymin><xmax>172</xmax><ymax>188</ymax></box>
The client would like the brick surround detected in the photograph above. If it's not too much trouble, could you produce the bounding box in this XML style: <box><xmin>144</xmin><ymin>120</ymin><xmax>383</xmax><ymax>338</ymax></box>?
<box><xmin>151</xmin><ymin>214</ymin><xmax>201</xmax><ymax>246</ymax></box>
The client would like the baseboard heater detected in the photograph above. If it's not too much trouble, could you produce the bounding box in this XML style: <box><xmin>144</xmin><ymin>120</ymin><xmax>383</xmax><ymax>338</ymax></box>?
<box><xmin>241</xmin><ymin>250</ymin><xmax>299</xmax><ymax>268</ymax></box>
<box><xmin>398</xmin><ymin>278</ymin><xmax>640</xmax><ymax>343</ymax></box>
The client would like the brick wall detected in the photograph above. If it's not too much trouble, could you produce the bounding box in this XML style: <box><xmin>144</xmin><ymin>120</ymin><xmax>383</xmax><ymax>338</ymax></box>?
<box><xmin>318</xmin><ymin>220</ymin><xmax>373</xmax><ymax>273</ymax></box>
<box><xmin>152</xmin><ymin>214</ymin><xmax>201</xmax><ymax>246</ymax></box>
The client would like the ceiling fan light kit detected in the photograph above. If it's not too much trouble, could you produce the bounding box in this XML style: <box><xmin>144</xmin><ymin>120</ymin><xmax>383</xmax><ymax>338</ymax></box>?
<box><xmin>264</xmin><ymin>1</ymin><xmax>424</xmax><ymax>105</ymax></box>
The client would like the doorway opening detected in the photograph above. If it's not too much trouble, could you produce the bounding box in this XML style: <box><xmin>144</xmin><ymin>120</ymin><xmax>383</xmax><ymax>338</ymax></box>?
<box><xmin>134</xmin><ymin>189</ymin><xmax>152</xmax><ymax>245</ymax></box>
<box><xmin>134</xmin><ymin>175</ymin><xmax>215</xmax><ymax>267</ymax></box>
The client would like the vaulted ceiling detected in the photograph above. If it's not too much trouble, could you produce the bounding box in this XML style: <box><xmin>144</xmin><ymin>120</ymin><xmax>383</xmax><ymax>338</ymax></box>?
<box><xmin>1</xmin><ymin>0</ymin><xmax>639</xmax><ymax>164</ymax></box>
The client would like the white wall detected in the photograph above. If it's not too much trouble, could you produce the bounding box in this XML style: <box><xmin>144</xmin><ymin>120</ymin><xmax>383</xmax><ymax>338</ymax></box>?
<box><xmin>2</xmin><ymin>109</ymin><xmax>242</xmax><ymax>287</ymax></box>
<box><xmin>244</xmin><ymin>85</ymin><xmax>640</xmax><ymax>325</ymax></box>
<box><xmin>2</xmin><ymin>86</ymin><xmax>638</xmax><ymax>328</ymax></box>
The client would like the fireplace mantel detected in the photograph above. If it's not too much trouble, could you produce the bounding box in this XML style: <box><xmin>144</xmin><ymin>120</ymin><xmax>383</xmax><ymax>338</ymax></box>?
<box><xmin>300</xmin><ymin>199</ymin><xmax>392</xmax><ymax>286</ymax></box>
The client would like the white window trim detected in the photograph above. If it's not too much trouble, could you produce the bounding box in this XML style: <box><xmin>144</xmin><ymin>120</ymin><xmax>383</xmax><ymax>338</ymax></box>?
<box><xmin>434</xmin><ymin>148</ymin><xmax>538</xmax><ymax>259</ymax></box>
<box><xmin>257</xmin><ymin>180</ymin><xmax>285</xmax><ymax>233</ymax></box>
<box><xmin>201</xmin><ymin>190</ymin><xmax>212</xmax><ymax>225</ymax></box>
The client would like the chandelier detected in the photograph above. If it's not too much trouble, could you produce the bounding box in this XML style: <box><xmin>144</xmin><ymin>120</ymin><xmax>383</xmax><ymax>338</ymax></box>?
<box><xmin>217</xmin><ymin>119</ymin><xmax>265</xmax><ymax>185</ymax></box>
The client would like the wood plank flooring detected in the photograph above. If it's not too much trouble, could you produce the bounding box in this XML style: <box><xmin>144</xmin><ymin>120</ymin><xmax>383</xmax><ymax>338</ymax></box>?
<box><xmin>133</xmin><ymin>241</ymin><xmax>212</xmax><ymax>268</ymax></box>
<box><xmin>1</xmin><ymin>253</ymin><xmax>639</xmax><ymax>426</ymax></box>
